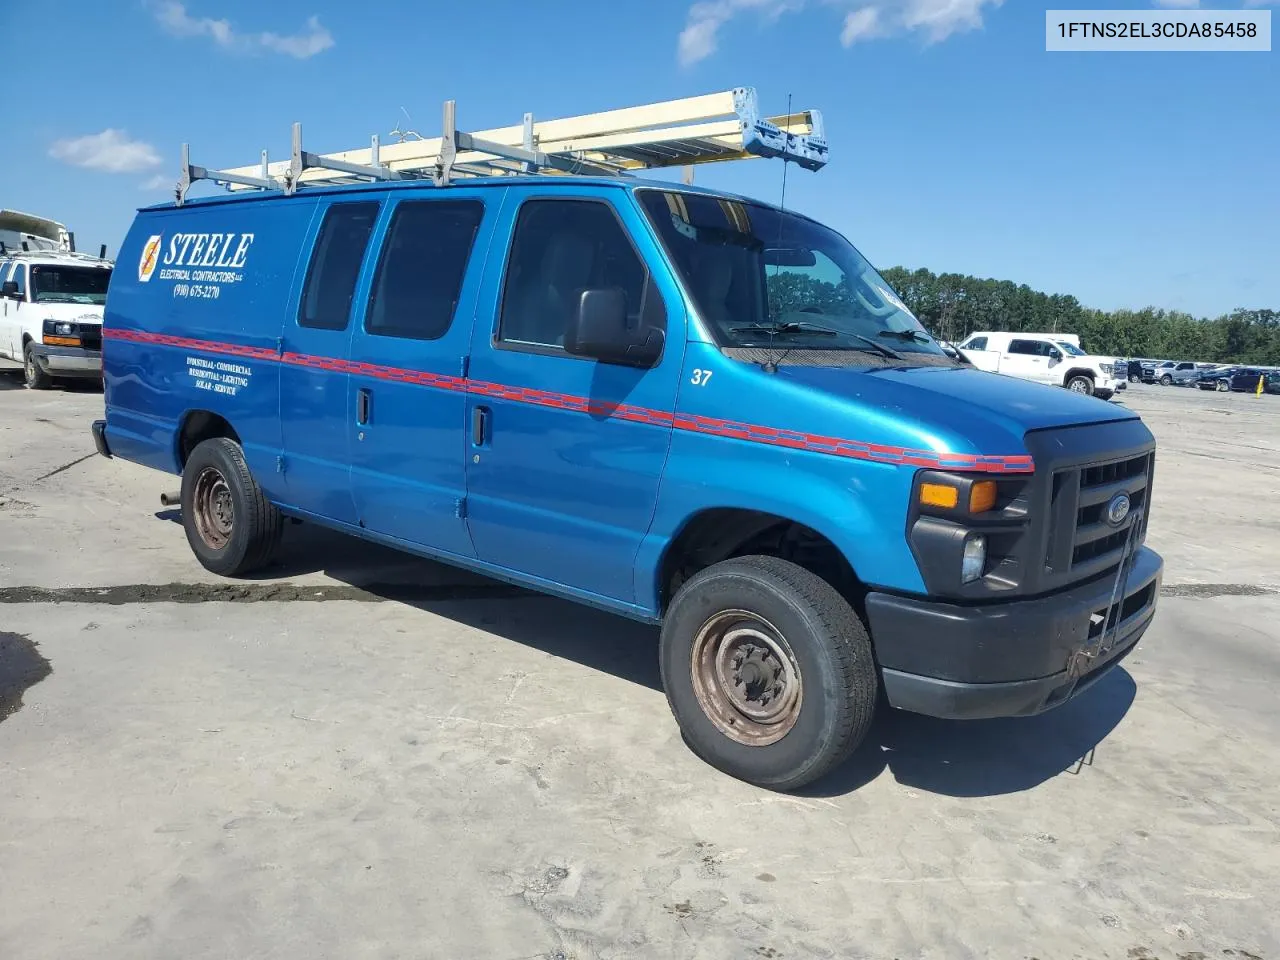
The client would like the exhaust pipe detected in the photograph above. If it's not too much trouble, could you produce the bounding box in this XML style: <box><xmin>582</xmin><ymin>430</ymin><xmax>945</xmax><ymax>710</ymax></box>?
<box><xmin>160</xmin><ymin>491</ymin><xmax>181</xmax><ymax>506</ymax></box>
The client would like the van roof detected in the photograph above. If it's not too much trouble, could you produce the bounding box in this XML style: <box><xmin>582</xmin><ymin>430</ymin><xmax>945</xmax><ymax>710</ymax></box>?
<box><xmin>137</xmin><ymin>174</ymin><xmax>807</xmax><ymax>221</ymax></box>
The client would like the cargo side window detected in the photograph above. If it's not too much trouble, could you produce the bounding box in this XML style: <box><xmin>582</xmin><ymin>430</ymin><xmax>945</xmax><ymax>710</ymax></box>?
<box><xmin>365</xmin><ymin>199</ymin><xmax>484</xmax><ymax>341</ymax></box>
<box><xmin>498</xmin><ymin>198</ymin><xmax>664</xmax><ymax>352</ymax></box>
<box><xmin>299</xmin><ymin>202</ymin><xmax>380</xmax><ymax>331</ymax></box>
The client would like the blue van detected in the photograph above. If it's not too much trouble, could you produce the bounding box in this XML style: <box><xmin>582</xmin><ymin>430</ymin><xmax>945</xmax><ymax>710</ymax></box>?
<box><xmin>93</xmin><ymin>164</ymin><xmax>1162</xmax><ymax>789</ymax></box>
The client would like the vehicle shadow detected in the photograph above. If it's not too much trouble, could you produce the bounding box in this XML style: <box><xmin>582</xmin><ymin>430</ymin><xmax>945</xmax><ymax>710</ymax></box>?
<box><xmin>170</xmin><ymin>517</ymin><xmax>1138</xmax><ymax>798</ymax></box>
<box><xmin>801</xmin><ymin>668</ymin><xmax>1136</xmax><ymax>798</ymax></box>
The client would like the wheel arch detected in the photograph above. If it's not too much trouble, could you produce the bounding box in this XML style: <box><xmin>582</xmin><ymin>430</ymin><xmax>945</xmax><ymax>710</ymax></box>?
<box><xmin>653</xmin><ymin>506</ymin><xmax>864</xmax><ymax>616</ymax></box>
<box><xmin>1063</xmin><ymin>367</ymin><xmax>1095</xmax><ymax>386</ymax></box>
<box><xmin>175</xmin><ymin>409</ymin><xmax>241</xmax><ymax>468</ymax></box>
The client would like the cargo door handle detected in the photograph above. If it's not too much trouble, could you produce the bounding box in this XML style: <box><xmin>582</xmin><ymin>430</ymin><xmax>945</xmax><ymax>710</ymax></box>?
<box><xmin>472</xmin><ymin>405</ymin><xmax>490</xmax><ymax>446</ymax></box>
<box><xmin>357</xmin><ymin>388</ymin><xmax>371</xmax><ymax>425</ymax></box>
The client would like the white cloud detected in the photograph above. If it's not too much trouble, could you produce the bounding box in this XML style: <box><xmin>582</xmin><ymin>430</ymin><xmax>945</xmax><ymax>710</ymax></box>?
<box><xmin>678</xmin><ymin>0</ymin><xmax>1274</xmax><ymax>61</ymax></box>
<box><xmin>49</xmin><ymin>130</ymin><xmax>162</xmax><ymax>173</ymax></box>
<box><xmin>840</xmin><ymin>6</ymin><xmax>882</xmax><ymax>44</ymax></box>
<box><xmin>152</xmin><ymin>2</ymin><xmax>334</xmax><ymax>59</ymax></box>
<box><xmin>679</xmin><ymin>0</ymin><xmax>801</xmax><ymax>66</ymax></box>
<box><xmin>140</xmin><ymin>173</ymin><xmax>175</xmax><ymax>191</ymax></box>
<box><xmin>678</xmin><ymin>0</ymin><xmax>1005</xmax><ymax>63</ymax></box>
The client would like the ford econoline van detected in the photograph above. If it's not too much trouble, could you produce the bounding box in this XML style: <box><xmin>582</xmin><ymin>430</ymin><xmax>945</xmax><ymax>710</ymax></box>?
<box><xmin>93</xmin><ymin>102</ymin><xmax>1161</xmax><ymax>790</ymax></box>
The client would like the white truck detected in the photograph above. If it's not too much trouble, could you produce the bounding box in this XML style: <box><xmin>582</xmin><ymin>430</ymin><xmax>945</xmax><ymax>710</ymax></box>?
<box><xmin>0</xmin><ymin>248</ymin><xmax>112</xmax><ymax>389</ymax></box>
<box><xmin>956</xmin><ymin>331</ymin><xmax>1124</xmax><ymax>401</ymax></box>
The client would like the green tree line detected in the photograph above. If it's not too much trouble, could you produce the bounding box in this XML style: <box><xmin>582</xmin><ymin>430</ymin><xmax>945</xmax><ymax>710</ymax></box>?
<box><xmin>879</xmin><ymin>267</ymin><xmax>1280</xmax><ymax>365</ymax></box>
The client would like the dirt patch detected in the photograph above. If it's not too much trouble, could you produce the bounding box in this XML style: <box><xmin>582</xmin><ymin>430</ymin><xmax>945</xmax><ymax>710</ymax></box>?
<box><xmin>0</xmin><ymin>582</ymin><xmax>532</xmax><ymax>605</ymax></box>
<box><xmin>1162</xmin><ymin>583</ymin><xmax>1276</xmax><ymax>599</ymax></box>
<box><xmin>0</xmin><ymin>632</ymin><xmax>52</xmax><ymax>722</ymax></box>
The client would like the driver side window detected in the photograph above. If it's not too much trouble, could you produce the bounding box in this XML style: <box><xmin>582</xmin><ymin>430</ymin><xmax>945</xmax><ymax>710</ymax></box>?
<box><xmin>498</xmin><ymin>199</ymin><xmax>664</xmax><ymax>352</ymax></box>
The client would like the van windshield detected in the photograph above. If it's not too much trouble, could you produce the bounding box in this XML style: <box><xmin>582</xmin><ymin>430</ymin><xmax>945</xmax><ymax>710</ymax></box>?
<box><xmin>638</xmin><ymin>190</ymin><xmax>946</xmax><ymax>358</ymax></box>
<box><xmin>30</xmin><ymin>265</ymin><xmax>111</xmax><ymax>305</ymax></box>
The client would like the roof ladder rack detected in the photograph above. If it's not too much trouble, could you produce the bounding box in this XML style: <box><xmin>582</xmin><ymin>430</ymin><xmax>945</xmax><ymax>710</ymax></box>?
<box><xmin>174</xmin><ymin>87</ymin><xmax>828</xmax><ymax>204</ymax></box>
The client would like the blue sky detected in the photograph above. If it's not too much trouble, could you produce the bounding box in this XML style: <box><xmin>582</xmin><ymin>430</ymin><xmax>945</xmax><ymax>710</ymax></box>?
<box><xmin>1</xmin><ymin>0</ymin><xmax>1275</xmax><ymax>317</ymax></box>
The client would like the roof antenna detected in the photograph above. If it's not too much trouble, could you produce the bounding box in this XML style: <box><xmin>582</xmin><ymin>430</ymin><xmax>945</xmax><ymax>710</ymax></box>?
<box><xmin>761</xmin><ymin>92</ymin><xmax>793</xmax><ymax>376</ymax></box>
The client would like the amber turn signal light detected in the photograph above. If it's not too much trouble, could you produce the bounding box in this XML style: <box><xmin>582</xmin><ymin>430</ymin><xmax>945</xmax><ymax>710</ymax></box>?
<box><xmin>919</xmin><ymin>482</ymin><xmax>959</xmax><ymax>509</ymax></box>
<box><xmin>969</xmin><ymin>480</ymin><xmax>998</xmax><ymax>513</ymax></box>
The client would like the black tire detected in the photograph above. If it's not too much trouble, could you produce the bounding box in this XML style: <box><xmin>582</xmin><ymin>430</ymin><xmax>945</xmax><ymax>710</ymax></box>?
<box><xmin>1217</xmin><ymin>380</ymin><xmax>1229</xmax><ymax>392</ymax></box>
<box><xmin>1066</xmin><ymin>374</ymin><xmax>1094</xmax><ymax>396</ymax></box>
<box><xmin>180</xmin><ymin>437</ymin><xmax>282</xmax><ymax>576</ymax></box>
<box><xmin>23</xmin><ymin>342</ymin><xmax>51</xmax><ymax>390</ymax></box>
<box><xmin>1160</xmin><ymin>374</ymin><xmax>1173</xmax><ymax>386</ymax></box>
<box><xmin>659</xmin><ymin>555</ymin><xmax>878</xmax><ymax>791</ymax></box>
<box><xmin>1128</xmin><ymin>374</ymin><xmax>1139</xmax><ymax>383</ymax></box>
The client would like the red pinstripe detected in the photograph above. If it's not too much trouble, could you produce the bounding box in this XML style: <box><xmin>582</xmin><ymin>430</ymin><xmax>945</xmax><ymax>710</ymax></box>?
<box><xmin>103</xmin><ymin>327</ymin><xmax>1036</xmax><ymax>474</ymax></box>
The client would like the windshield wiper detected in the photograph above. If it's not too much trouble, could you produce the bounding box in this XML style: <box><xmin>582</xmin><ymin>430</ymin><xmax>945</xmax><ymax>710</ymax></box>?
<box><xmin>734</xmin><ymin>321</ymin><xmax>839</xmax><ymax>337</ymax></box>
<box><xmin>878</xmin><ymin>329</ymin><xmax>932</xmax><ymax>345</ymax></box>
<box><xmin>734</xmin><ymin>321</ymin><xmax>905</xmax><ymax>360</ymax></box>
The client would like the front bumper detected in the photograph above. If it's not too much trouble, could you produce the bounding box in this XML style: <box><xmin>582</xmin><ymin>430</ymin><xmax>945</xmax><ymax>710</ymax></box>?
<box><xmin>31</xmin><ymin>344</ymin><xmax>102</xmax><ymax>378</ymax></box>
<box><xmin>866</xmin><ymin>546</ymin><xmax>1162</xmax><ymax>720</ymax></box>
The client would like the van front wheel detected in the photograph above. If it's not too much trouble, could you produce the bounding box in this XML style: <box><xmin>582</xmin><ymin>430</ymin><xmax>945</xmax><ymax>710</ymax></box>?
<box><xmin>660</xmin><ymin>555</ymin><xmax>877</xmax><ymax>791</ymax></box>
<box><xmin>180</xmin><ymin>437</ymin><xmax>282</xmax><ymax>577</ymax></box>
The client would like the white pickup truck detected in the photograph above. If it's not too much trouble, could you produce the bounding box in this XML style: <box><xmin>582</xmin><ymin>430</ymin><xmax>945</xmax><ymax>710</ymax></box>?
<box><xmin>957</xmin><ymin>331</ymin><xmax>1124</xmax><ymax>401</ymax></box>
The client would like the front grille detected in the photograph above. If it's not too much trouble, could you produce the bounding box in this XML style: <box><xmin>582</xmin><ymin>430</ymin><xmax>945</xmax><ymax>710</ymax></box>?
<box><xmin>79</xmin><ymin>324</ymin><xmax>102</xmax><ymax>351</ymax></box>
<box><xmin>1046</xmin><ymin>451</ymin><xmax>1153</xmax><ymax>580</ymax></box>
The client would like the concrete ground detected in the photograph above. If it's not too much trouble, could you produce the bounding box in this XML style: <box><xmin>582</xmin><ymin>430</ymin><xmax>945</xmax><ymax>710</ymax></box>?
<box><xmin>1</xmin><ymin>372</ymin><xmax>1277</xmax><ymax>960</ymax></box>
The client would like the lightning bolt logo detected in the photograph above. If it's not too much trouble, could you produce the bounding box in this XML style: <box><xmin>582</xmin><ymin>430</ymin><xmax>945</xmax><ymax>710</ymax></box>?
<box><xmin>138</xmin><ymin>235</ymin><xmax>162</xmax><ymax>282</ymax></box>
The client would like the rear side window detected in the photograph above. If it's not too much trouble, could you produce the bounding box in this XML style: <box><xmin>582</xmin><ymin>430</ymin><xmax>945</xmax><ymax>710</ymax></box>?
<box><xmin>1008</xmin><ymin>339</ymin><xmax>1047</xmax><ymax>356</ymax></box>
<box><xmin>299</xmin><ymin>201</ymin><xmax>380</xmax><ymax>331</ymax></box>
<box><xmin>498</xmin><ymin>198</ymin><xmax>663</xmax><ymax>351</ymax></box>
<box><xmin>365</xmin><ymin>199</ymin><xmax>484</xmax><ymax>341</ymax></box>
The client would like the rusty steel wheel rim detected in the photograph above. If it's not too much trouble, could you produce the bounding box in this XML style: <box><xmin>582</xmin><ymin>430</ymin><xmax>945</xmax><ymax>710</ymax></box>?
<box><xmin>192</xmin><ymin>466</ymin><xmax>234</xmax><ymax>550</ymax></box>
<box><xmin>690</xmin><ymin>609</ymin><xmax>803</xmax><ymax>746</ymax></box>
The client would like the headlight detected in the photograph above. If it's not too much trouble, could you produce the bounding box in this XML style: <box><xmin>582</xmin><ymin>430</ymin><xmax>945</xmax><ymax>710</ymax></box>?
<box><xmin>961</xmin><ymin>535</ymin><xmax>986</xmax><ymax>583</ymax></box>
<box><xmin>42</xmin><ymin>318</ymin><xmax>81</xmax><ymax>346</ymax></box>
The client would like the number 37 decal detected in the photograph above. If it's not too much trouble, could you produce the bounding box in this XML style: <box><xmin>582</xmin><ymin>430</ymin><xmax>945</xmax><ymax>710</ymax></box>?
<box><xmin>690</xmin><ymin>369</ymin><xmax>713</xmax><ymax>386</ymax></box>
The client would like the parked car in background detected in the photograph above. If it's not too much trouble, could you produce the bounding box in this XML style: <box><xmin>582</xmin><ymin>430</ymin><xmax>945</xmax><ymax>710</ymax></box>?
<box><xmin>1197</xmin><ymin>367</ymin><xmax>1241</xmax><ymax>391</ymax></box>
<box><xmin>957</xmin><ymin>331</ymin><xmax>1123</xmax><ymax>399</ymax></box>
<box><xmin>1144</xmin><ymin>361</ymin><xmax>1199</xmax><ymax>386</ymax></box>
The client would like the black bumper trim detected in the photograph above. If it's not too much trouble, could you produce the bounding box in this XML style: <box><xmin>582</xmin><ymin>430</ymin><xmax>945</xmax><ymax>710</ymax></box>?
<box><xmin>881</xmin><ymin>619</ymin><xmax>1147</xmax><ymax>720</ymax></box>
<box><xmin>91</xmin><ymin>419</ymin><xmax>112</xmax><ymax>459</ymax></box>
<box><xmin>867</xmin><ymin>546</ymin><xmax>1162</xmax><ymax>718</ymax></box>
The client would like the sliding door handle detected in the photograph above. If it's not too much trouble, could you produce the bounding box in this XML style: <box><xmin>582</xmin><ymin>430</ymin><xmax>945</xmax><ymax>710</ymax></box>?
<box><xmin>471</xmin><ymin>405</ymin><xmax>490</xmax><ymax>446</ymax></box>
<box><xmin>357</xmin><ymin>388</ymin><xmax>372</xmax><ymax>425</ymax></box>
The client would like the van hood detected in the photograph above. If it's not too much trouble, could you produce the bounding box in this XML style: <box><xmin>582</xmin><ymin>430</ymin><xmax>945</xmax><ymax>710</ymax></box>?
<box><xmin>772</xmin><ymin>362</ymin><xmax>1137</xmax><ymax>450</ymax></box>
<box><xmin>37</xmin><ymin>304</ymin><xmax>104</xmax><ymax>323</ymax></box>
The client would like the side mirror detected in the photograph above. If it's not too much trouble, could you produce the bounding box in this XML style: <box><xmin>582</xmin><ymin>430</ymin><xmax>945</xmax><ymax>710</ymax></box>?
<box><xmin>1</xmin><ymin>280</ymin><xmax>18</xmax><ymax>299</ymax></box>
<box><xmin>565</xmin><ymin>288</ymin><xmax>664</xmax><ymax>368</ymax></box>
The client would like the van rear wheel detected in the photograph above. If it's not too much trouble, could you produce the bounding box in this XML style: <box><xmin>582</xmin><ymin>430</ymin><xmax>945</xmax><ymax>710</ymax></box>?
<box><xmin>180</xmin><ymin>437</ymin><xmax>282</xmax><ymax>577</ymax></box>
<box><xmin>659</xmin><ymin>555</ymin><xmax>877</xmax><ymax>791</ymax></box>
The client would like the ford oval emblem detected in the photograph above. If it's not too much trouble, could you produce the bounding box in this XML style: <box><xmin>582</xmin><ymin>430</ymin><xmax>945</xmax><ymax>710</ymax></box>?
<box><xmin>1106</xmin><ymin>493</ymin><xmax>1131</xmax><ymax>526</ymax></box>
